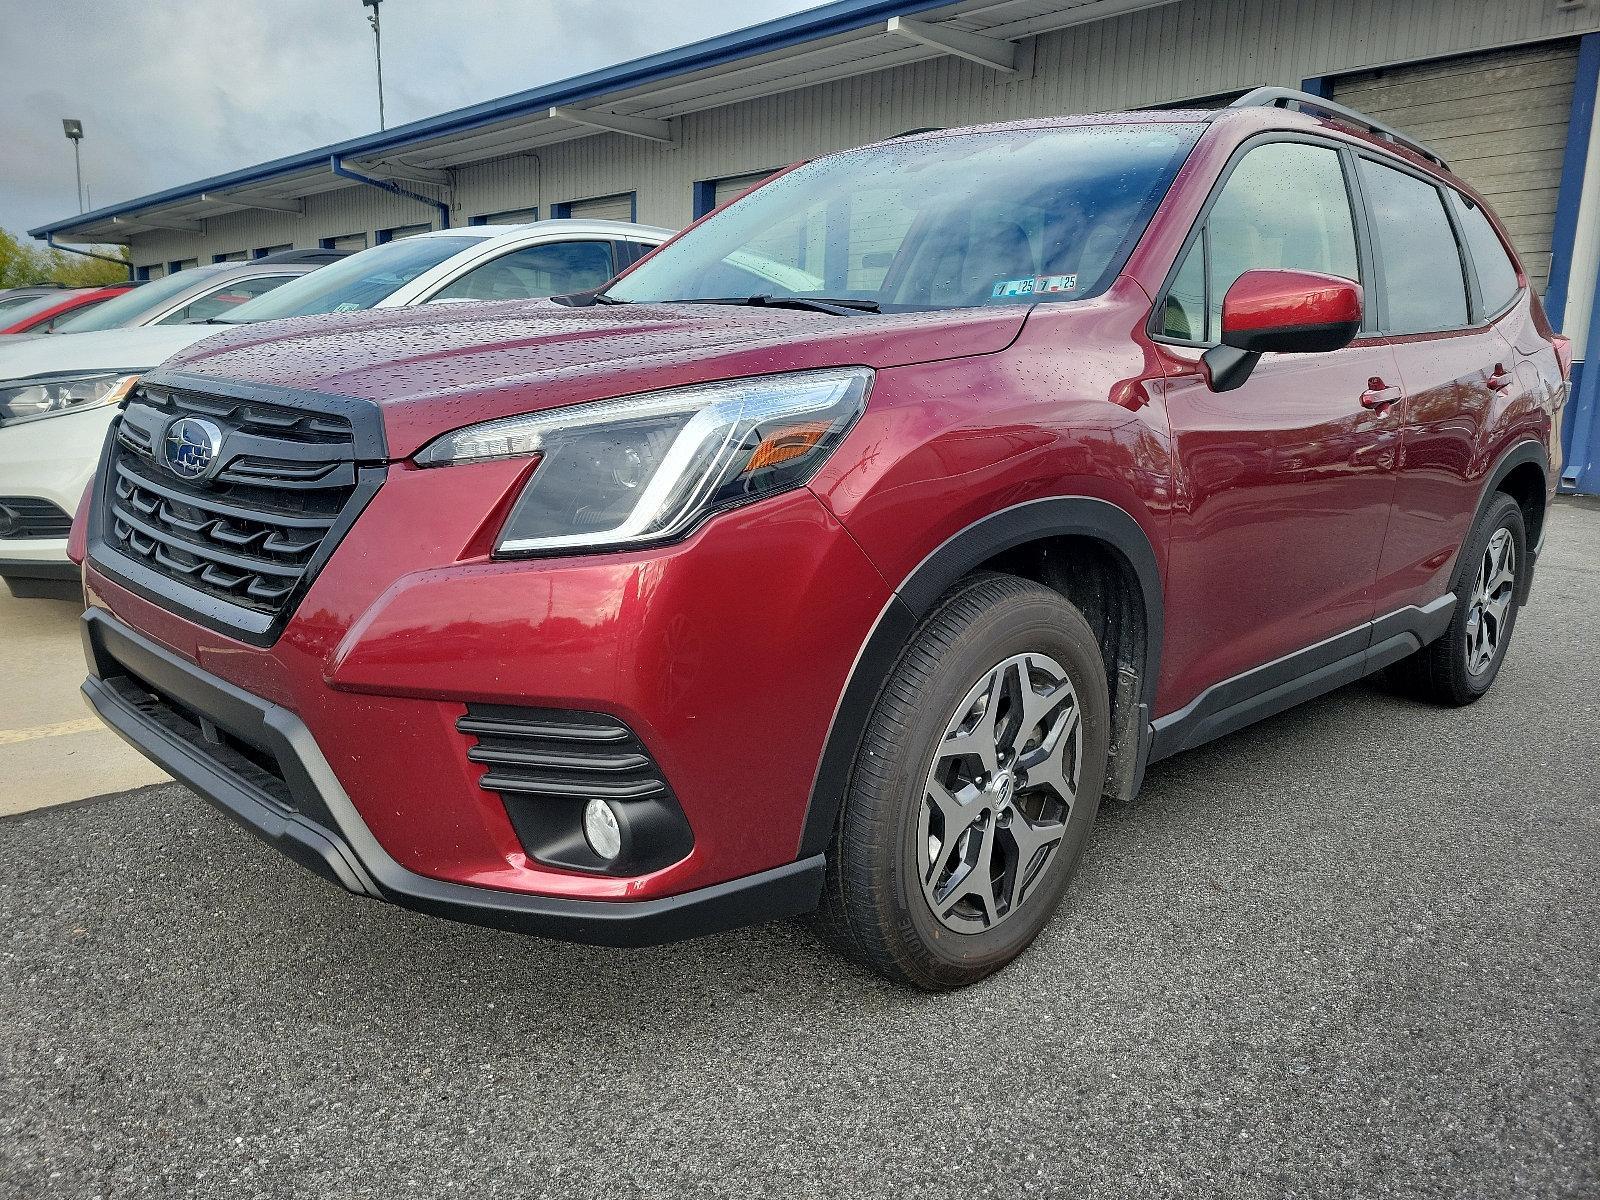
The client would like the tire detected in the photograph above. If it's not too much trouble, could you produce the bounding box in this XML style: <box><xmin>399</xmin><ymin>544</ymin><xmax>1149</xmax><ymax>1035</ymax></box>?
<box><xmin>1385</xmin><ymin>492</ymin><xmax>1526</xmax><ymax>707</ymax></box>
<box><xmin>817</xmin><ymin>571</ymin><xmax>1111</xmax><ymax>990</ymax></box>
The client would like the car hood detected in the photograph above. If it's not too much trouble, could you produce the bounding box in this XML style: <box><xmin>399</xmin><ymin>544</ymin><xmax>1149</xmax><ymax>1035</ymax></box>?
<box><xmin>0</xmin><ymin>325</ymin><xmax>219</xmax><ymax>382</ymax></box>
<box><xmin>153</xmin><ymin>299</ymin><xmax>1028</xmax><ymax>459</ymax></box>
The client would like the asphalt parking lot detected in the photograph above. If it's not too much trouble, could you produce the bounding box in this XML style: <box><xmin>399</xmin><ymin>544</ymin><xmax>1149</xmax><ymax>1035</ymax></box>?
<box><xmin>2</xmin><ymin>501</ymin><xmax>1596</xmax><ymax>1199</ymax></box>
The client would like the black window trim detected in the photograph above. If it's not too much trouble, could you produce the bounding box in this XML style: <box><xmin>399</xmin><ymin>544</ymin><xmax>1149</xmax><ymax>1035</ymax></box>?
<box><xmin>1147</xmin><ymin>130</ymin><xmax>1379</xmax><ymax>350</ymax></box>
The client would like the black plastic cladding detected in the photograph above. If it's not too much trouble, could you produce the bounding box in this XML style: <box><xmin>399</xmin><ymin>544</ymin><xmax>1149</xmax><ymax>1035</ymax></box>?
<box><xmin>87</xmin><ymin>370</ymin><xmax>388</xmax><ymax>647</ymax></box>
<box><xmin>458</xmin><ymin>704</ymin><xmax>695</xmax><ymax>876</ymax></box>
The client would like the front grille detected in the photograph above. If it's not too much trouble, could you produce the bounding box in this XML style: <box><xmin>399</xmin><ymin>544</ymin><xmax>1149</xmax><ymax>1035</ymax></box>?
<box><xmin>0</xmin><ymin>497</ymin><xmax>72</xmax><ymax>540</ymax></box>
<box><xmin>94</xmin><ymin>380</ymin><xmax>384</xmax><ymax>642</ymax></box>
<box><xmin>458</xmin><ymin>704</ymin><xmax>693</xmax><ymax>874</ymax></box>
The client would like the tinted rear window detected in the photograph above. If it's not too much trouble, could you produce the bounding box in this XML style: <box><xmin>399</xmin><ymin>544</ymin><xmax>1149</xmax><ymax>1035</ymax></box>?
<box><xmin>1450</xmin><ymin>192</ymin><xmax>1520</xmax><ymax>315</ymax></box>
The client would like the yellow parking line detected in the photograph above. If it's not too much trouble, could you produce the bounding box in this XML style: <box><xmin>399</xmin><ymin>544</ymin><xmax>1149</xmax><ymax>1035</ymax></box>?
<box><xmin>0</xmin><ymin>718</ymin><xmax>104</xmax><ymax>746</ymax></box>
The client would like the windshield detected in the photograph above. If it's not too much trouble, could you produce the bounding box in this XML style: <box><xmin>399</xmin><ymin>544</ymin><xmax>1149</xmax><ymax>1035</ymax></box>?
<box><xmin>53</xmin><ymin>270</ymin><xmax>212</xmax><ymax>333</ymax></box>
<box><xmin>215</xmin><ymin>235</ymin><xmax>483</xmax><ymax>322</ymax></box>
<box><xmin>609</xmin><ymin>124</ymin><xmax>1200</xmax><ymax>312</ymax></box>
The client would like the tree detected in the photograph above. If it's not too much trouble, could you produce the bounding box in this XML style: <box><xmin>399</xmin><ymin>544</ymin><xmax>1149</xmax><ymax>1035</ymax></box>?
<box><xmin>46</xmin><ymin>245</ymin><xmax>130</xmax><ymax>287</ymax></box>
<box><xmin>0</xmin><ymin>227</ymin><xmax>129</xmax><ymax>289</ymax></box>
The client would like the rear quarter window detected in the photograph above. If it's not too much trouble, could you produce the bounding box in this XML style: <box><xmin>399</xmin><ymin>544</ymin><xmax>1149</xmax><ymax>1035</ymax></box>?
<box><xmin>1450</xmin><ymin>192</ymin><xmax>1521</xmax><ymax>316</ymax></box>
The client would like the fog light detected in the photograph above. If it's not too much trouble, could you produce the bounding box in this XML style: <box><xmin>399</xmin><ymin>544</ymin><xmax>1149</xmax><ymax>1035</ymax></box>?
<box><xmin>583</xmin><ymin>798</ymin><xmax>622</xmax><ymax>860</ymax></box>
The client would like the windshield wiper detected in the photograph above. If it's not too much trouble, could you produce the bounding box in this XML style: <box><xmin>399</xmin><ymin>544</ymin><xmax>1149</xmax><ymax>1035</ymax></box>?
<box><xmin>552</xmin><ymin>289</ymin><xmax>627</xmax><ymax>307</ymax></box>
<box><xmin>675</xmin><ymin>294</ymin><xmax>880</xmax><ymax>316</ymax></box>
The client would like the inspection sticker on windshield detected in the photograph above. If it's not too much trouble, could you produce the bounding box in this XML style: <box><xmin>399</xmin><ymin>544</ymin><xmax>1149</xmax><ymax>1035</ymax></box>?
<box><xmin>992</xmin><ymin>274</ymin><xmax>1077</xmax><ymax>298</ymax></box>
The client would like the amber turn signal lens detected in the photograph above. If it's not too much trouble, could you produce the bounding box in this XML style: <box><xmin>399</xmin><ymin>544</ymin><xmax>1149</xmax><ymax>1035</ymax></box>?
<box><xmin>743</xmin><ymin>421</ymin><xmax>834</xmax><ymax>474</ymax></box>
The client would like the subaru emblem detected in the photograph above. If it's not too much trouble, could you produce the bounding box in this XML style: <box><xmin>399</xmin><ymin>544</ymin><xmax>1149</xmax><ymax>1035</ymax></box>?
<box><xmin>162</xmin><ymin>417</ymin><xmax>224</xmax><ymax>481</ymax></box>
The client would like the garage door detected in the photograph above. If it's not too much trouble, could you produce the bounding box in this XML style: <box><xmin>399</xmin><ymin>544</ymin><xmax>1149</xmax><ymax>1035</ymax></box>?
<box><xmin>1332</xmin><ymin>40</ymin><xmax>1579</xmax><ymax>297</ymax></box>
<box><xmin>563</xmin><ymin>193</ymin><xmax>636</xmax><ymax>223</ymax></box>
<box><xmin>714</xmin><ymin>171</ymin><xmax>778</xmax><ymax>209</ymax></box>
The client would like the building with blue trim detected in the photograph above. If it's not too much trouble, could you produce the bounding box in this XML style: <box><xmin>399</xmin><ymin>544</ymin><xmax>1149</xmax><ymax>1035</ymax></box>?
<box><xmin>29</xmin><ymin>0</ymin><xmax>1600</xmax><ymax>493</ymax></box>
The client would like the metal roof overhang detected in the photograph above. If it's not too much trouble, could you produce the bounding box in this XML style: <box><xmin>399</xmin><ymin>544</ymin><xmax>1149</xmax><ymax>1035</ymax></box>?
<box><xmin>31</xmin><ymin>0</ymin><xmax>1177</xmax><ymax>245</ymax></box>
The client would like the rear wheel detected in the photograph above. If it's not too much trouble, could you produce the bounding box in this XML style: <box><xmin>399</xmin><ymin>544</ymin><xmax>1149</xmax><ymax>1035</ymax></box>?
<box><xmin>1386</xmin><ymin>492</ymin><xmax>1526</xmax><ymax>706</ymax></box>
<box><xmin>817</xmin><ymin>572</ymin><xmax>1110</xmax><ymax>989</ymax></box>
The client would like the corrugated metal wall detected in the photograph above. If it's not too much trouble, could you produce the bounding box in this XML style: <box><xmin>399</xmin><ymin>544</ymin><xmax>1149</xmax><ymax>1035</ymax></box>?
<box><xmin>128</xmin><ymin>0</ymin><xmax>1600</xmax><ymax>272</ymax></box>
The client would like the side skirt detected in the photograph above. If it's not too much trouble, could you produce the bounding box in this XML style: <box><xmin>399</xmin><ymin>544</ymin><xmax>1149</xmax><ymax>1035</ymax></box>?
<box><xmin>1146</xmin><ymin>594</ymin><xmax>1456</xmax><ymax>764</ymax></box>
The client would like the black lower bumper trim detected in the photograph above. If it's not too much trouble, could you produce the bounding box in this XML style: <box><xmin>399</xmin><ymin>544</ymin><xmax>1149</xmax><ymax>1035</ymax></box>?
<box><xmin>1</xmin><ymin>558</ymin><xmax>80</xmax><ymax>600</ymax></box>
<box><xmin>81</xmin><ymin>608</ymin><xmax>824</xmax><ymax>947</ymax></box>
<box><xmin>0</xmin><ymin>557</ymin><xmax>78</xmax><ymax>579</ymax></box>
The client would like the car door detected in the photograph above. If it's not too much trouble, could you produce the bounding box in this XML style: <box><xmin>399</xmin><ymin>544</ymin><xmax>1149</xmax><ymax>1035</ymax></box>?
<box><xmin>1359</xmin><ymin>161</ymin><xmax>1530</xmax><ymax>611</ymax></box>
<box><xmin>423</xmin><ymin>238</ymin><xmax>620</xmax><ymax>303</ymax></box>
<box><xmin>1152</xmin><ymin>137</ymin><xmax>1403</xmax><ymax>713</ymax></box>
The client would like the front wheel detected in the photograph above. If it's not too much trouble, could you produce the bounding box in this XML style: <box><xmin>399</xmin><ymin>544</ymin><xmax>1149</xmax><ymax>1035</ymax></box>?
<box><xmin>1387</xmin><ymin>492</ymin><xmax>1527</xmax><ymax>706</ymax></box>
<box><xmin>817</xmin><ymin>572</ymin><xmax>1111</xmax><ymax>990</ymax></box>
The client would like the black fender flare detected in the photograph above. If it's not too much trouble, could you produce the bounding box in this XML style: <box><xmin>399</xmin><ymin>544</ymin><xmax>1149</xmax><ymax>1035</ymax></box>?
<box><xmin>797</xmin><ymin>496</ymin><xmax>1164</xmax><ymax>857</ymax></box>
<box><xmin>1457</xmin><ymin>439</ymin><xmax>1550</xmax><ymax>601</ymax></box>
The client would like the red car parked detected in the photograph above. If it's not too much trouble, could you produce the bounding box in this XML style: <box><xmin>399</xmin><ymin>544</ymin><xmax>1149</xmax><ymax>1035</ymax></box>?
<box><xmin>76</xmin><ymin>90</ymin><xmax>1566</xmax><ymax>988</ymax></box>
<box><xmin>0</xmin><ymin>284</ymin><xmax>136</xmax><ymax>335</ymax></box>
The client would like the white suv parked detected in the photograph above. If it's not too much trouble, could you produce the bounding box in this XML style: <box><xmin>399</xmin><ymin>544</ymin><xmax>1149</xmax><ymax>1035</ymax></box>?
<box><xmin>0</xmin><ymin>220</ymin><xmax>671</xmax><ymax>597</ymax></box>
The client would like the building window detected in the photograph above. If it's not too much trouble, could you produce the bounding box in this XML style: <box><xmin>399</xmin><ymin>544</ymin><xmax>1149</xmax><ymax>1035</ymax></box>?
<box><xmin>212</xmin><ymin>250</ymin><xmax>248</xmax><ymax>263</ymax></box>
<box><xmin>136</xmin><ymin>264</ymin><xmax>164</xmax><ymax>281</ymax></box>
<box><xmin>470</xmin><ymin>207</ymin><xmax>539</xmax><ymax>226</ymax></box>
<box><xmin>253</xmin><ymin>244</ymin><xmax>293</xmax><ymax>259</ymax></box>
<box><xmin>320</xmin><ymin>232</ymin><xmax>369</xmax><ymax>252</ymax></box>
<box><xmin>168</xmin><ymin>258</ymin><xmax>199</xmax><ymax>274</ymax></box>
<box><xmin>375</xmin><ymin>223</ymin><xmax>433</xmax><ymax>244</ymax></box>
<box><xmin>550</xmin><ymin>193</ymin><xmax>637</xmax><ymax>223</ymax></box>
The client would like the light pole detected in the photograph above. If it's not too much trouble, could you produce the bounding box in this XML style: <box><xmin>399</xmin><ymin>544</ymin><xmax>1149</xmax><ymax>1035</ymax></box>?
<box><xmin>363</xmin><ymin>0</ymin><xmax>385</xmax><ymax>130</ymax></box>
<box><xmin>62</xmin><ymin>118</ymin><xmax>84</xmax><ymax>213</ymax></box>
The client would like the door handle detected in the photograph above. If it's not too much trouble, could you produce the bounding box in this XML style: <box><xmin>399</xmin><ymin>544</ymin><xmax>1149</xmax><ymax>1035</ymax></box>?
<box><xmin>1360</xmin><ymin>377</ymin><xmax>1402</xmax><ymax>410</ymax></box>
<box><xmin>1487</xmin><ymin>363</ymin><xmax>1514</xmax><ymax>392</ymax></box>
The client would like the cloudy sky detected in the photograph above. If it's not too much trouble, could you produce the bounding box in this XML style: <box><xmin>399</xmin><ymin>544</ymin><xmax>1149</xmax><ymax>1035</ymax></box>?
<box><xmin>1</xmin><ymin>0</ymin><xmax>821</xmax><ymax>236</ymax></box>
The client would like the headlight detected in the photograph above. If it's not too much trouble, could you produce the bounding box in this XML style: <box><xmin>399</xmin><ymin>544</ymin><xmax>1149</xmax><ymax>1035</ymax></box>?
<box><xmin>415</xmin><ymin>367</ymin><xmax>871</xmax><ymax>555</ymax></box>
<box><xmin>0</xmin><ymin>372</ymin><xmax>139</xmax><ymax>427</ymax></box>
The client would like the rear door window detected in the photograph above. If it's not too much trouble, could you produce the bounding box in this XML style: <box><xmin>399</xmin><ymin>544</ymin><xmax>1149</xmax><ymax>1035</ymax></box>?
<box><xmin>1449</xmin><ymin>191</ymin><xmax>1521</xmax><ymax>316</ymax></box>
<box><xmin>1357</xmin><ymin>159</ymin><xmax>1470</xmax><ymax>333</ymax></box>
<box><xmin>1161</xmin><ymin>140</ymin><xmax>1360</xmax><ymax>343</ymax></box>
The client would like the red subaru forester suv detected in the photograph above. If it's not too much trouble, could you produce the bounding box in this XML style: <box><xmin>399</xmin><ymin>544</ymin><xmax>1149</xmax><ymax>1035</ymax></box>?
<box><xmin>76</xmin><ymin>91</ymin><xmax>1567</xmax><ymax>988</ymax></box>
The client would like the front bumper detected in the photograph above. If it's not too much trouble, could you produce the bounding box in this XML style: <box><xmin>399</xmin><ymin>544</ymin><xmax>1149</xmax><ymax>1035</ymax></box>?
<box><xmin>82</xmin><ymin>607</ymin><xmax>824</xmax><ymax>945</ymax></box>
<box><xmin>0</xmin><ymin>403</ymin><xmax>113</xmax><ymax>574</ymax></box>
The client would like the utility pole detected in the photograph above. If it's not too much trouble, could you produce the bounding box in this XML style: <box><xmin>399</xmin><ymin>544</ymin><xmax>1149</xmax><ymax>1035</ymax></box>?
<box><xmin>363</xmin><ymin>0</ymin><xmax>386</xmax><ymax>130</ymax></box>
<box><xmin>62</xmin><ymin>118</ymin><xmax>84</xmax><ymax>213</ymax></box>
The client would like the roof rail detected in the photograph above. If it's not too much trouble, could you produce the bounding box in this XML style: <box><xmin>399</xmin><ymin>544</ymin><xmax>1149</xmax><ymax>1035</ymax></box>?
<box><xmin>1226</xmin><ymin>86</ymin><xmax>1449</xmax><ymax>170</ymax></box>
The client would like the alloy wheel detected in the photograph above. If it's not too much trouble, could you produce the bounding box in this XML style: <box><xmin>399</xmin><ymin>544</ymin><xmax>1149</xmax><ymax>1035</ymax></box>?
<box><xmin>918</xmin><ymin>652</ymin><xmax>1082</xmax><ymax>933</ymax></box>
<box><xmin>1464</xmin><ymin>527</ymin><xmax>1516</xmax><ymax>677</ymax></box>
